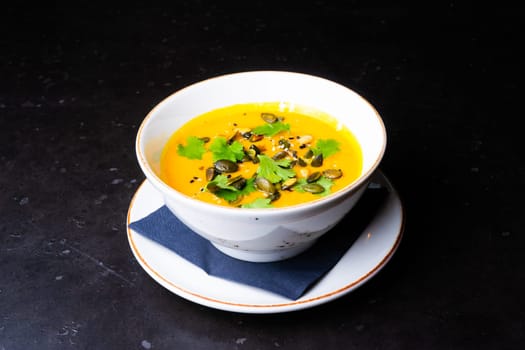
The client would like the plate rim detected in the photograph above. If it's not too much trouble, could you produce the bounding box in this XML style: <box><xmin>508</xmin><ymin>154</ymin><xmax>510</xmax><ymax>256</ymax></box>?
<box><xmin>126</xmin><ymin>170</ymin><xmax>405</xmax><ymax>313</ymax></box>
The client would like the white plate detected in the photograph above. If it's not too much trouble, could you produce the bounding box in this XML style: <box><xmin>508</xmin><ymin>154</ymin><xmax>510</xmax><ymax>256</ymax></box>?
<box><xmin>126</xmin><ymin>171</ymin><xmax>404</xmax><ymax>314</ymax></box>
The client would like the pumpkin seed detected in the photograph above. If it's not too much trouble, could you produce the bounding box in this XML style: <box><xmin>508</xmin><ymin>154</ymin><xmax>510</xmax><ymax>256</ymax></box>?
<box><xmin>246</xmin><ymin>149</ymin><xmax>257</xmax><ymax>163</ymax></box>
<box><xmin>272</xmin><ymin>150</ymin><xmax>288</xmax><ymax>160</ymax></box>
<box><xmin>254</xmin><ymin>177</ymin><xmax>276</xmax><ymax>194</ymax></box>
<box><xmin>303</xmin><ymin>183</ymin><xmax>325</xmax><ymax>194</ymax></box>
<box><xmin>297</xmin><ymin>157</ymin><xmax>308</xmax><ymax>167</ymax></box>
<box><xmin>250</xmin><ymin>144</ymin><xmax>261</xmax><ymax>154</ymax></box>
<box><xmin>247</xmin><ymin>144</ymin><xmax>261</xmax><ymax>163</ymax></box>
<box><xmin>307</xmin><ymin>171</ymin><xmax>321</xmax><ymax>183</ymax></box>
<box><xmin>249</xmin><ymin>134</ymin><xmax>264</xmax><ymax>142</ymax></box>
<box><xmin>281</xmin><ymin>178</ymin><xmax>298</xmax><ymax>190</ymax></box>
<box><xmin>205</xmin><ymin>167</ymin><xmax>217</xmax><ymax>181</ymax></box>
<box><xmin>304</xmin><ymin>149</ymin><xmax>314</xmax><ymax>159</ymax></box>
<box><xmin>214</xmin><ymin>159</ymin><xmax>238</xmax><ymax>173</ymax></box>
<box><xmin>323</xmin><ymin>169</ymin><xmax>343</xmax><ymax>179</ymax></box>
<box><xmin>261</xmin><ymin>113</ymin><xmax>278</xmax><ymax>123</ymax></box>
<box><xmin>310</xmin><ymin>153</ymin><xmax>324</xmax><ymax>167</ymax></box>
<box><xmin>227</xmin><ymin>176</ymin><xmax>247</xmax><ymax>190</ymax></box>
<box><xmin>267</xmin><ymin>191</ymin><xmax>281</xmax><ymax>202</ymax></box>
<box><xmin>206</xmin><ymin>182</ymin><xmax>220</xmax><ymax>193</ymax></box>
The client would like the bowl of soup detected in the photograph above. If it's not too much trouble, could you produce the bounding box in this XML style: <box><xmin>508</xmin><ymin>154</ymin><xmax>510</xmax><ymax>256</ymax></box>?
<box><xmin>136</xmin><ymin>71</ymin><xmax>386</xmax><ymax>262</ymax></box>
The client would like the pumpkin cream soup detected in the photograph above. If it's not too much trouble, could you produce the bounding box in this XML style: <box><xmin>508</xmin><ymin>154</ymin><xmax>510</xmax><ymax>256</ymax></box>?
<box><xmin>160</xmin><ymin>102</ymin><xmax>363</xmax><ymax>208</ymax></box>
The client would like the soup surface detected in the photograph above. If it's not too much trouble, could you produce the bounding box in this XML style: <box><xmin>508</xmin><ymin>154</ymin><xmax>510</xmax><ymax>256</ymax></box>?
<box><xmin>160</xmin><ymin>102</ymin><xmax>363</xmax><ymax>208</ymax></box>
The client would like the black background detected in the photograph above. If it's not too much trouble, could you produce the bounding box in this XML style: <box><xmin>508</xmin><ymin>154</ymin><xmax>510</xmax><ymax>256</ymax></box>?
<box><xmin>1</xmin><ymin>3</ymin><xmax>523</xmax><ymax>349</ymax></box>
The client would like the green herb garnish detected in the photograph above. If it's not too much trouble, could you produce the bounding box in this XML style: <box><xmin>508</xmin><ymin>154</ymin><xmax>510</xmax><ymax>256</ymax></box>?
<box><xmin>252</xmin><ymin>121</ymin><xmax>290</xmax><ymax>136</ymax></box>
<box><xmin>206</xmin><ymin>175</ymin><xmax>255</xmax><ymax>202</ymax></box>
<box><xmin>209</xmin><ymin>137</ymin><xmax>245</xmax><ymax>162</ymax></box>
<box><xmin>311</xmin><ymin>139</ymin><xmax>341</xmax><ymax>158</ymax></box>
<box><xmin>294</xmin><ymin>176</ymin><xmax>334</xmax><ymax>196</ymax></box>
<box><xmin>241</xmin><ymin>198</ymin><xmax>274</xmax><ymax>209</ymax></box>
<box><xmin>177</xmin><ymin>136</ymin><xmax>207</xmax><ymax>160</ymax></box>
<box><xmin>206</xmin><ymin>174</ymin><xmax>238</xmax><ymax>192</ymax></box>
<box><xmin>256</xmin><ymin>154</ymin><xmax>296</xmax><ymax>183</ymax></box>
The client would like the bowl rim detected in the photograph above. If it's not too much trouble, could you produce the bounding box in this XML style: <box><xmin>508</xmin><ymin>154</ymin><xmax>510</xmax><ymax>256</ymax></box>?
<box><xmin>135</xmin><ymin>70</ymin><xmax>387</xmax><ymax>218</ymax></box>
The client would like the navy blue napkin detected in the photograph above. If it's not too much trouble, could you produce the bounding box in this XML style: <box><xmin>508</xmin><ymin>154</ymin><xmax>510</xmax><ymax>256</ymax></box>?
<box><xmin>129</xmin><ymin>186</ymin><xmax>388</xmax><ymax>300</ymax></box>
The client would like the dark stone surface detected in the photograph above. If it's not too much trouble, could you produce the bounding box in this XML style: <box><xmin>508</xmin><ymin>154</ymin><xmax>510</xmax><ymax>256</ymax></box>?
<box><xmin>1</xmin><ymin>3</ymin><xmax>523</xmax><ymax>350</ymax></box>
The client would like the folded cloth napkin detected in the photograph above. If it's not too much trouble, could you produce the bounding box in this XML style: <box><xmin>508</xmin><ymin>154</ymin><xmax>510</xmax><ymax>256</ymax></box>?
<box><xmin>128</xmin><ymin>185</ymin><xmax>388</xmax><ymax>300</ymax></box>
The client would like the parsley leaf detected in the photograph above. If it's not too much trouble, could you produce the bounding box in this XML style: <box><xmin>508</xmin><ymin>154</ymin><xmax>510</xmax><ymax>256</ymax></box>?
<box><xmin>206</xmin><ymin>175</ymin><xmax>255</xmax><ymax>202</ymax></box>
<box><xmin>311</xmin><ymin>139</ymin><xmax>340</xmax><ymax>158</ymax></box>
<box><xmin>294</xmin><ymin>176</ymin><xmax>334</xmax><ymax>196</ymax></box>
<box><xmin>241</xmin><ymin>198</ymin><xmax>274</xmax><ymax>209</ymax></box>
<box><xmin>315</xmin><ymin>176</ymin><xmax>335</xmax><ymax>196</ymax></box>
<box><xmin>256</xmin><ymin>155</ymin><xmax>296</xmax><ymax>183</ymax></box>
<box><xmin>177</xmin><ymin>136</ymin><xmax>207</xmax><ymax>160</ymax></box>
<box><xmin>206</xmin><ymin>174</ymin><xmax>237</xmax><ymax>191</ymax></box>
<box><xmin>214</xmin><ymin>189</ymin><xmax>240</xmax><ymax>201</ymax></box>
<box><xmin>209</xmin><ymin>137</ymin><xmax>245</xmax><ymax>162</ymax></box>
<box><xmin>252</xmin><ymin>121</ymin><xmax>290</xmax><ymax>136</ymax></box>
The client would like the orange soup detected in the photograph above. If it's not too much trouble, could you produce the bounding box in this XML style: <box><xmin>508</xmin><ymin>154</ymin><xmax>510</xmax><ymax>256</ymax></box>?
<box><xmin>160</xmin><ymin>102</ymin><xmax>363</xmax><ymax>208</ymax></box>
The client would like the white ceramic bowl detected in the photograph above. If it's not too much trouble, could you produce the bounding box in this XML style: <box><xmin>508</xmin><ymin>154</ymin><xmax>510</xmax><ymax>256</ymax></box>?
<box><xmin>136</xmin><ymin>71</ymin><xmax>386</xmax><ymax>262</ymax></box>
